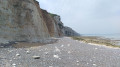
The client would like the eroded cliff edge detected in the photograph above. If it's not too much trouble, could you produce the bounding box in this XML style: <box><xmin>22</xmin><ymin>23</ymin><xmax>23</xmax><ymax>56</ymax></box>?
<box><xmin>0</xmin><ymin>0</ymin><xmax>80</xmax><ymax>44</ymax></box>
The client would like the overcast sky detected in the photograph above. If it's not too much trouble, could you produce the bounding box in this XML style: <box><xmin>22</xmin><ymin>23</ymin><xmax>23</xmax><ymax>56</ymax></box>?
<box><xmin>38</xmin><ymin>0</ymin><xmax>120</xmax><ymax>34</ymax></box>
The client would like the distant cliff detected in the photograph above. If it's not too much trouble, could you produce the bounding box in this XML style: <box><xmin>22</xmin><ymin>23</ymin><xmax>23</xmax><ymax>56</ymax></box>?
<box><xmin>41</xmin><ymin>10</ymin><xmax>80</xmax><ymax>37</ymax></box>
<box><xmin>0</xmin><ymin>0</ymin><xmax>80</xmax><ymax>43</ymax></box>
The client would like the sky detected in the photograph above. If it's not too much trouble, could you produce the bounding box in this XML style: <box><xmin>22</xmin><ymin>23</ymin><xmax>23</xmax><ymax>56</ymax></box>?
<box><xmin>37</xmin><ymin>0</ymin><xmax>120</xmax><ymax>34</ymax></box>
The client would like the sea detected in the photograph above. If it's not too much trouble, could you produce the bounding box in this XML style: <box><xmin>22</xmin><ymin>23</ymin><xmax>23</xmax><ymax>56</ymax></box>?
<box><xmin>82</xmin><ymin>34</ymin><xmax>120</xmax><ymax>40</ymax></box>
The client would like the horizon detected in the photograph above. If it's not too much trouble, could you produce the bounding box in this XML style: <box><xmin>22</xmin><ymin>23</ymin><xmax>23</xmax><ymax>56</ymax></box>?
<box><xmin>38</xmin><ymin>0</ymin><xmax>120</xmax><ymax>34</ymax></box>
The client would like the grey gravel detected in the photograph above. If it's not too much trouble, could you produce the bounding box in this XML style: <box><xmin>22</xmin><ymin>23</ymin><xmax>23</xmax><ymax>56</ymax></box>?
<box><xmin>0</xmin><ymin>37</ymin><xmax>120</xmax><ymax>67</ymax></box>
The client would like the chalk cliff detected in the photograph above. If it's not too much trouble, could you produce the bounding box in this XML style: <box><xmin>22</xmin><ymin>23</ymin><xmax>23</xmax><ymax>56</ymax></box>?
<box><xmin>0</xmin><ymin>0</ymin><xmax>79</xmax><ymax>43</ymax></box>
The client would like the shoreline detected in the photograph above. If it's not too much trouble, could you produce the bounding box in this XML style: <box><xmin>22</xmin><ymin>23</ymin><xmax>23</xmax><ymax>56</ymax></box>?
<box><xmin>72</xmin><ymin>36</ymin><xmax>120</xmax><ymax>48</ymax></box>
<box><xmin>88</xmin><ymin>42</ymin><xmax>120</xmax><ymax>49</ymax></box>
<box><xmin>78</xmin><ymin>40</ymin><xmax>120</xmax><ymax>49</ymax></box>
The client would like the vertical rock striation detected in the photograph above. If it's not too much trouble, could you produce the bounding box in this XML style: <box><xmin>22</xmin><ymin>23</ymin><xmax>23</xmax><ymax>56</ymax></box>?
<box><xmin>0</xmin><ymin>0</ymin><xmax>50</xmax><ymax>42</ymax></box>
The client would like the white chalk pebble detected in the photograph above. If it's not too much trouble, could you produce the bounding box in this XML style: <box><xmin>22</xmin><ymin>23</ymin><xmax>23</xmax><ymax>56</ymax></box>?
<box><xmin>93</xmin><ymin>64</ymin><xmax>97</xmax><ymax>66</ymax></box>
<box><xmin>61</xmin><ymin>45</ymin><xmax>64</xmax><ymax>47</ymax></box>
<box><xmin>26</xmin><ymin>51</ymin><xmax>30</xmax><ymax>54</ymax></box>
<box><xmin>90</xmin><ymin>59</ymin><xmax>92</xmax><ymax>62</ymax></box>
<box><xmin>45</xmin><ymin>52</ymin><xmax>48</xmax><ymax>55</ymax></box>
<box><xmin>55</xmin><ymin>47</ymin><xmax>60</xmax><ymax>52</ymax></box>
<box><xmin>9</xmin><ymin>60</ymin><xmax>12</xmax><ymax>61</ymax></box>
<box><xmin>76</xmin><ymin>61</ymin><xmax>79</xmax><ymax>63</ymax></box>
<box><xmin>16</xmin><ymin>54</ymin><xmax>20</xmax><ymax>56</ymax></box>
<box><xmin>95</xmin><ymin>48</ymin><xmax>98</xmax><ymax>50</ymax></box>
<box><xmin>68</xmin><ymin>51</ymin><xmax>71</xmax><ymax>54</ymax></box>
<box><xmin>53</xmin><ymin>55</ymin><xmax>59</xmax><ymax>58</ymax></box>
<box><xmin>12</xmin><ymin>63</ymin><xmax>16</xmax><ymax>66</ymax></box>
<box><xmin>67</xmin><ymin>44</ymin><xmax>70</xmax><ymax>46</ymax></box>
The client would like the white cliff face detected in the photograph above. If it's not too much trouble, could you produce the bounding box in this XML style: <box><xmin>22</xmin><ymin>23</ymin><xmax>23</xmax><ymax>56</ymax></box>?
<box><xmin>54</xmin><ymin>16</ymin><xmax>62</xmax><ymax>24</ymax></box>
<box><xmin>47</xmin><ymin>15</ymin><xmax>59</xmax><ymax>37</ymax></box>
<box><xmin>0</xmin><ymin>0</ymin><xmax>50</xmax><ymax>42</ymax></box>
<box><xmin>0</xmin><ymin>0</ymin><xmax>79</xmax><ymax>44</ymax></box>
<box><xmin>41</xmin><ymin>10</ymin><xmax>64</xmax><ymax>37</ymax></box>
<box><xmin>53</xmin><ymin>16</ymin><xmax>64</xmax><ymax>36</ymax></box>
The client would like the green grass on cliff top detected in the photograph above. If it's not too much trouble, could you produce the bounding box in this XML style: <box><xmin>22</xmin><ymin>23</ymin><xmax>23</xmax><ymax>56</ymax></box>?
<box><xmin>49</xmin><ymin>13</ymin><xmax>58</xmax><ymax>17</ymax></box>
